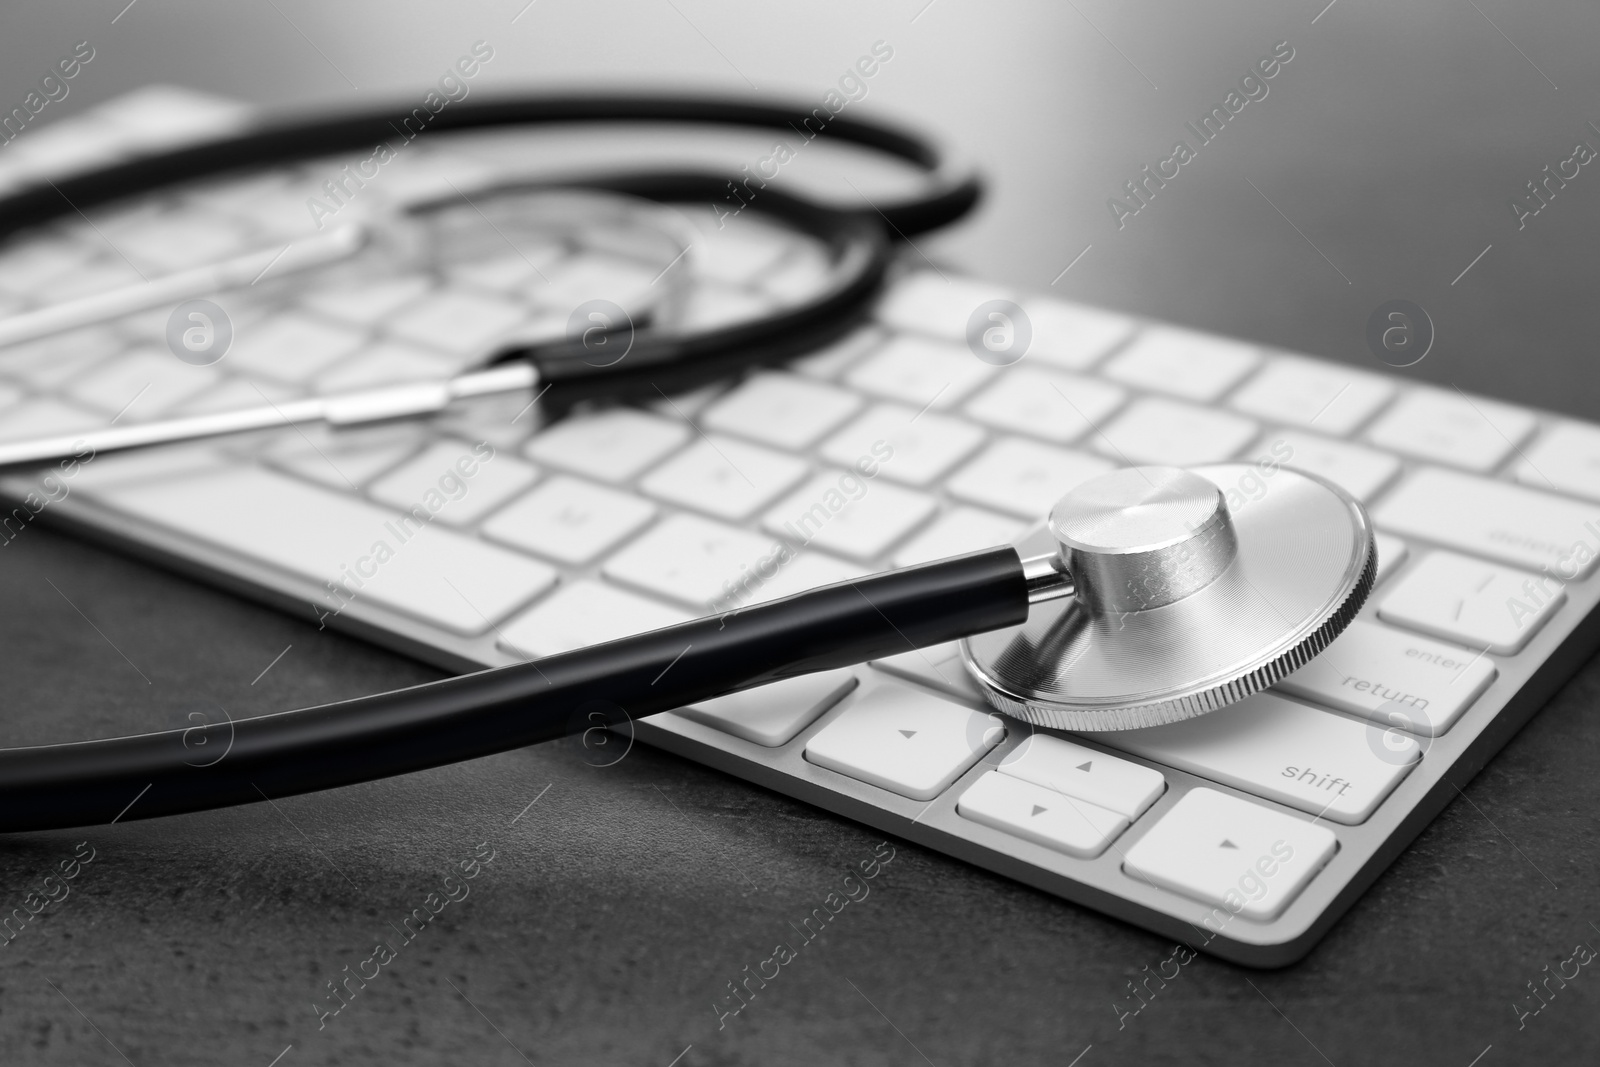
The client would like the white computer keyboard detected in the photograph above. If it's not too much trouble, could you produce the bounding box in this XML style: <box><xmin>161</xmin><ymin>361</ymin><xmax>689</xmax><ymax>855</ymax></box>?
<box><xmin>3</xmin><ymin>90</ymin><xmax>1598</xmax><ymax>965</ymax></box>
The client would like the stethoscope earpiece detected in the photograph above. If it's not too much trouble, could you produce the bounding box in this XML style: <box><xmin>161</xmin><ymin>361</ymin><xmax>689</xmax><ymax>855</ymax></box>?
<box><xmin>963</xmin><ymin>464</ymin><xmax>1374</xmax><ymax>731</ymax></box>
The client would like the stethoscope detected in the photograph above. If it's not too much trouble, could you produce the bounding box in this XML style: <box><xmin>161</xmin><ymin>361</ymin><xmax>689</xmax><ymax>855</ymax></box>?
<box><xmin>0</xmin><ymin>95</ymin><xmax>1375</xmax><ymax>833</ymax></box>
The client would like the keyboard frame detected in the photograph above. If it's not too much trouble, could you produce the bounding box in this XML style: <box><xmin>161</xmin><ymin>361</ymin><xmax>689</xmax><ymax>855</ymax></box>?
<box><xmin>22</xmin><ymin>340</ymin><xmax>1600</xmax><ymax>967</ymax></box>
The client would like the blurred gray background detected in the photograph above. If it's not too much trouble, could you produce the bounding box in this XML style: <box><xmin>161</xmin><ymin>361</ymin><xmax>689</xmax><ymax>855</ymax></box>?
<box><xmin>3</xmin><ymin>3</ymin><xmax>1600</xmax><ymax>1066</ymax></box>
<box><xmin>5</xmin><ymin>0</ymin><xmax>1600</xmax><ymax>417</ymax></box>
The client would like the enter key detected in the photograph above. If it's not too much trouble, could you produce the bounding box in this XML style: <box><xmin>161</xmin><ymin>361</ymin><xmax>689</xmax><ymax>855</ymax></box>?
<box><xmin>1096</xmin><ymin>691</ymin><xmax>1419</xmax><ymax>825</ymax></box>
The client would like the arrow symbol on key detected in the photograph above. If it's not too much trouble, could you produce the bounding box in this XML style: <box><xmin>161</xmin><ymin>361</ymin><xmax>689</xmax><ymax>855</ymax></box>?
<box><xmin>1220</xmin><ymin>840</ymin><xmax>1239</xmax><ymax>849</ymax></box>
<box><xmin>1076</xmin><ymin>761</ymin><xmax>1093</xmax><ymax>772</ymax></box>
<box><xmin>1031</xmin><ymin>805</ymin><xmax>1047</xmax><ymax>816</ymax></box>
<box><xmin>898</xmin><ymin>730</ymin><xmax>917</xmax><ymax>739</ymax></box>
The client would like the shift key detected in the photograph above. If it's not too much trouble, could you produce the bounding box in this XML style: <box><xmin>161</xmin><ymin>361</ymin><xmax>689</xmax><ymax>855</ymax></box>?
<box><xmin>1095</xmin><ymin>691</ymin><xmax>1418</xmax><ymax>825</ymax></box>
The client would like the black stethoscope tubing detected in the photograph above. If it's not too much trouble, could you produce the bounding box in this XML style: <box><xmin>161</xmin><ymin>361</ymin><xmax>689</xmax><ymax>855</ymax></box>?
<box><xmin>0</xmin><ymin>93</ymin><xmax>1038</xmax><ymax>834</ymax></box>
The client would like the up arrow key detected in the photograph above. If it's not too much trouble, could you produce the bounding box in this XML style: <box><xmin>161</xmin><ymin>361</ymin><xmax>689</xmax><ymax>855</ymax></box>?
<box><xmin>898</xmin><ymin>729</ymin><xmax>917</xmax><ymax>739</ymax></box>
<box><xmin>1220</xmin><ymin>839</ymin><xmax>1239</xmax><ymax>849</ymax></box>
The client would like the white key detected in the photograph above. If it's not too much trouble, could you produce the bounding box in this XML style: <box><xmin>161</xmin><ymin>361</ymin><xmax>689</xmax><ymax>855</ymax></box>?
<box><xmin>89</xmin><ymin>465</ymin><xmax>555</xmax><ymax>635</ymax></box>
<box><xmin>761</xmin><ymin>471</ymin><xmax>937</xmax><ymax>562</ymax></box>
<box><xmin>759</xmin><ymin>241</ymin><xmax>832</xmax><ymax>302</ymax></box>
<box><xmin>700</xmin><ymin>372</ymin><xmax>862</xmax><ymax>450</ymax></box>
<box><xmin>1377</xmin><ymin>550</ymin><xmax>1562</xmax><ymax>654</ymax></box>
<box><xmin>1102</xmin><ymin>327</ymin><xmax>1260</xmax><ymax>401</ymax></box>
<box><xmin>892</xmin><ymin>506</ymin><xmax>1022</xmax><ymax>567</ymax></box>
<box><xmin>689</xmin><ymin>214</ymin><xmax>792</xmax><ymax>284</ymax></box>
<box><xmin>1093</xmin><ymin>397</ymin><xmax>1259</xmax><ymax>466</ymax></box>
<box><xmin>640</xmin><ymin>435</ymin><xmax>809</xmax><ymax>521</ymax></box>
<box><xmin>66</xmin><ymin>348</ymin><xmax>221</xmax><ymax>420</ymax></box>
<box><xmin>180</xmin><ymin>377</ymin><xmax>296</xmax><ymax>417</ymax></box>
<box><xmin>483</xmin><ymin>475</ymin><xmax>655</xmax><ymax>565</ymax></box>
<box><xmin>875</xmin><ymin>272</ymin><xmax>1012</xmax><ymax>340</ymax></box>
<box><xmin>997</xmin><ymin>734</ymin><xmax>1166</xmax><ymax>820</ymax></box>
<box><xmin>1024</xmin><ymin>300</ymin><xmax>1136</xmax><ymax>371</ymax></box>
<box><xmin>1374</xmin><ymin>532</ymin><xmax>1408</xmax><ymax>585</ymax></box>
<box><xmin>496</xmin><ymin>580</ymin><xmax>689</xmax><ymax>658</ymax></box>
<box><xmin>675</xmin><ymin>670</ymin><xmax>857</xmax><ymax>747</ymax></box>
<box><xmin>804</xmin><ymin>684</ymin><xmax>1004</xmax><ymax>801</ymax></box>
<box><xmin>301</xmin><ymin>275</ymin><xmax>432</xmax><ymax>327</ymax></box>
<box><xmin>1365</xmin><ymin>389</ymin><xmax>1536</xmax><ymax>471</ymax></box>
<box><xmin>947</xmin><ymin>438</ymin><xmax>1115</xmax><ymax>519</ymax></box>
<box><xmin>957</xmin><ymin>772</ymin><xmax>1128</xmax><ymax>859</ymax></box>
<box><xmin>449</xmin><ymin>248</ymin><xmax>564</xmax><ymax>294</ymax></box>
<box><xmin>0</xmin><ymin>397</ymin><xmax>106</xmax><ymax>443</ymax></box>
<box><xmin>524</xmin><ymin>407</ymin><xmax>690</xmax><ymax>483</ymax></box>
<box><xmin>789</xmin><ymin>327</ymin><xmax>882</xmax><ymax>381</ymax></box>
<box><xmin>871</xmin><ymin>641</ymin><xmax>988</xmax><ymax>704</ymax></box>
<box><xmin>1516</xmin><ymin>422</ymin><xmax>1600</xmax><ymax>502</ymax></box>
<box><xmin>107</xmin><ymin>213</ymin><xmax>252</xmax><ymax>272</ymax></box>
<box><xmin>1371</xmin><ymin>467</ymin><xmax>1600</xmax><ymax>577</ymax></box>
<box><xmin>844</xmin><ymin>335</ymin><xmax>997</xmax><ymax>411</ymax></box>
<box><xmin>536</xmin><ymin>252</ymin><xmax>658</xmax><ymax>312</ymax></box>
<box><xmin>227</xmin><ymin>312</ymin><xmax>366</xmax><ymax>383</ymax></box>
<box><xmin>1122</xmin><ymin>788</ymin><xmax>1338</xmax><ymax>922</ymax></box>
<box><xmin>1277</xmin><ymin>619</ymin><xmax>1497</xmax><ymax>737</ymax></box>
<box><xmin>1099</xmin><ymin>691</ymin><xmax>1419</xmax><ymax>825</ymax></box>
<box><xmin>268</xmin><ymin>429</ymin><xmax>421</xmax><ymax>491</ymax></box>
<box><xmin>1228</xmin><ymin>354</ymin><xmax>1395</xmax><ymax>435</ymax></box>
<box><xmin>602</xmin><ymin>512</ymin><xmax>773</xmax><ymax>609</ymax></box>
<box><xmin>676</xmin><ymin>282</ymin><xmax>774</xmax><ymax>331</ymax></box>
<box><xmin>0</xmin><ymin>381</ymin><xmax>22</xmax><ymax>413</ymax></box>
<box><xmin>368</xmin><ymin>439</ymin><xmax>538</xmax><ymax>526</ymax></box>
<box><xmin>1252</xmin><ymin>429</ymin><xmax>1401</xmax><ymax>501</ymax></box>
<box><xmin>820</xmin><ymin>403</ymin><xmax>985</xmax><ymax>488</ymax></box>
<box><xmin>384</xmin><ymin>289</ymin><xmax>529</xmax><ymax>356</ymax></box>
<box><xmin>314</xmin><ymin>342</ymin><xmax>457</xmax><ymax>392</ymax></box>
<box><xmin>963</xmin><ymin>368</ymin><xmax>1125</xmax><ymax>445</ymax></box>
<box><xmin>0</xmin><ymin>327</ymin><xmax>119</xmax><ymax>389</ymax></box>
<box><xmin>728</xmin><ymin>550</ymin><xmax>868</xmax><ymax>608</ymax></box>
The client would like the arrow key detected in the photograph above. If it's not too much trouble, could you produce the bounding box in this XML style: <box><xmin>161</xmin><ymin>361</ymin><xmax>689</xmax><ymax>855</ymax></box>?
<box><xmin>805</xmin><ymin>684</ymin><xmax>1005</xmax><ymax>800</ymax></box>
<box><xmin>957</xmin><ymin>771</ymin><xmax>1128</xmax><ymax>858</ymax></box>
<box><xmin>998</xmin><ymin>733</ymin><xmax>1166</xmax><ymax>820</ymax></box>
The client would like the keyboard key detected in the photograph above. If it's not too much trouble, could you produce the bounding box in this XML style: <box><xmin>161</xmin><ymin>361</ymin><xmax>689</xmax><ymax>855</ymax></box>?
<box><xmin>789</xmin><ymin>327</ymin><xmax>883</xmax><ymax>381</ymax></box>
<box><xmin>525</xmin><ymin>407</ymin><xmax>690</xmax><ymax>483</ymax></box>
<box><xmin>385</xmin><ymin>289</ymin><xmax>529</xmax><ymax>356</ymax></box>
<box><xmin>482</xmin><ymin>475</ymin><xmax>655</xmax><ymax>565</ymax></box>
<box><xmin>871</xmin><ymin>641</ymin><xmax>988</xmax><ymax>704</ymax></box>
<box><xmin>1094</xmin><ymin>397</ymin><xmax>1259</xmax><ymax>465</ymax></box>
<box><xmin>675</xmin><ymin>669</ymin><xmax>857</xmax><ymax>747</ymax></box>
<box><xmin>640</xmin><ymin>435</ymin><xmax>809</xmax><ymax>521</ymax></box>
<box><xmin>1378</xmin><ymin>550</ymin><xmax>1562</xmax><ymax>654</ymax></box>
<box><xmin>603</xmin><ymin>512</ymin><xmax>773</xmax><ymax>609</ymax></box>
<box><xmin>0</xmin><ymin>397</ymin><xmax>106</xmax><ymax>443</ymax></box>
<box><xmin>66</xmin><ymin>348</ymin><xmax>221</xmax><ymax>420</ymax></box>
<box><xmin>314</xmin><ymin>342</ymin><xmax>457</xmax><ymax>392</ymax></box>
<box><xmin>892</xmin><ymin>506</ymin><xmax>1022</xmax><ymax>567</ymax></box>
<box><xmin>1099</xmin><ymin>691</ymin><xmax>1419</xmax><ymax>825</ymax></box>
<box><xmin>1252</xmin><ymin>429</ymin><xmax>1401</xmax><ymax>501</ymax></box>
<box><xmin>1102</xmin><ymin>327</ymin><xmax>1260</xmax><ymax>401</ymax></box>
<box><xmin>946</xmin><ymin>437</ymin><xmax>1115</xmax><ymax>519</ymax></box>
<box><xmin>762</xmin><ymin>471</ymin><xmax>937</xmax><ymax>562</ymax></box>
<box><xmin>996</xmin><ymin>734</ymin><xmax>1166</xmax><ymax>820</ymax></box>
<box><xmin>957</xmin><ymin>771</ymin><xmax>1128</xmax><ymax>859</ymax></box>
<box><xmin>90</xmin><ymin>465</ymin><xmax>556</xmax><ymax>634</ymax></box>
<box><xmin>1371</xmin><ymin>467</ymin><xmax>1600</xmax><ymax>577</ymax></box>
<box><xmin>227</xmin><ymin>312</ymin><xmax>366</xmax><ymax>383</ymax></box>
<box><xmin>302</xmin><ymin>275</ymin><xmax>432</xmax><ymax>327</ymax></box>
<box><xmin>0</xmin><ymin>327</ymin><xmax>117</xmax><ymax>390</ymax></box>
<box><xmin>687</xmin><ymin>214</ymin><xmax>792</xmax><ymax>284</ymax></box>
<box><xmin>1122</xmin><ymin>788</ymin><xmax>1338</xmax><ymax>921</ymax></box>
<box><xmin>1374</xmin><ymin>532</ymin><xmax>1408</xmax><ymax>585</ymax></box>
<box><xmin>368</xmin><ymin>439</ymin><xmax>538</xmax><ymax>526</ymax></box>
<box><xmin>963</xmin><ymin>368</ymin><xmax>1125</xmax><ymax>445</ymax></box>
<box><xmin>820</xmin><ymin>403</ymin><xmax>985</xmax><ymax>488</ymax></box>
<box><xmin>875</xmin><ymin>272</ymin><xmax>1012</xmax><ymax>339</ymax></box>
<box><xmin>1024</xmin><ymin>300</ymin><xmax>1136</xmax><ymax>371</ymax></box>
<box><xmin>496</xmin><ymin>580</ymin><xmax>688</xmax><ymax>658</ymax></box>
<box><xmin>844</xmin><ymin>335</ymin><xmax>996</xmax><ymax>411</ymax></box>
<box><xmin>1516</xmin><ymin>422</ymin><xmax>1600</xmax><ymax>502</ymax></box>
<box><xmin>700</xmin><ymin>371</ymin><xmax>862</xmax><ymax>449</ymax></box>
<box><xmin>804</xmin><ymin>684</ymin><xmax>1004</xmax><ymax>800</ymax></box>
<box><xmin>1228</xmin><ymin>354</ymin><xmax>1395</xmax><ymax>435</ymax></box>
<box><xmin>1277</xmin><ymin>619</ymin><xmax>1496</xmax><ymax>736</ymax></box>
<box><xmin>1366</xmin><ymin>389</ymin><xmax>1536</xmax><ymax>471</ymax></box>
<box><xmin>266</xmin><ymin>426</ymin><xmax>423</xmax><ymax>491</ymax></box>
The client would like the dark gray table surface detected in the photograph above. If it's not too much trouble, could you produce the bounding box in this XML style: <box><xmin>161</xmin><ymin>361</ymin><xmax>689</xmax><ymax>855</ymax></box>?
<box><xmin>2</xmin><ymin>1</ymin><xmax>1598</xmax><ymax>1064</ymax></box>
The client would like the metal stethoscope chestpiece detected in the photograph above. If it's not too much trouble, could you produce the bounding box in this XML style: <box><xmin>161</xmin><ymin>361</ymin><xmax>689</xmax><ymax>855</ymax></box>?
<box><xmin>963</xmin><ymin>464</ymin><xmax>1375</xmax><ymax>731</ymax></box>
